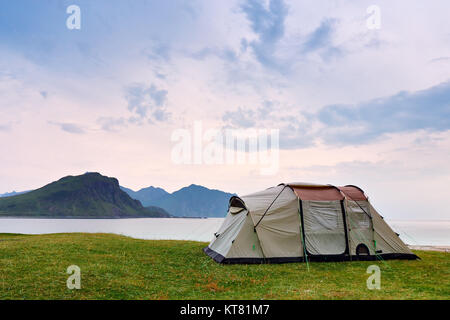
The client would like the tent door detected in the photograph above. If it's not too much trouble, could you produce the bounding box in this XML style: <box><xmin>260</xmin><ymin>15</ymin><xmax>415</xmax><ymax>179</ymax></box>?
<box><xmin>301</xmin><ymin>200</ymin><xmax>347</xmax><ymax>255</ymax></box>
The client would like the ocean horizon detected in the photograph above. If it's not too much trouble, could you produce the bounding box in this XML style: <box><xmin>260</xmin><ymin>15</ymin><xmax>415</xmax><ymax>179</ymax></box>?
<box><xmin>0</xmin><ymin>218</ymin><xmax>448</xmax><ymax>246</ymax></box>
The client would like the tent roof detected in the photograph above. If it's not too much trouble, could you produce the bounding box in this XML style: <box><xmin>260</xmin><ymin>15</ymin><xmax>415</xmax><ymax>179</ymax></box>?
<box><xmin>235</xmin><ymin>183</ymin><xmax>368</xmax><ymax>209</ymax></box>
<box><xmin>284</xmin><ymin>183</ymin><xmax>368</xmax><ymax>201</ymax></box>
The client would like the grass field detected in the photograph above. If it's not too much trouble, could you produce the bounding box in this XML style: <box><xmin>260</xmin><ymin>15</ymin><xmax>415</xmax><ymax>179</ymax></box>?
<box><xmin>0</xmin><ymin>233</ymin><xmax>448</xmax><ymax>300</ymax></box>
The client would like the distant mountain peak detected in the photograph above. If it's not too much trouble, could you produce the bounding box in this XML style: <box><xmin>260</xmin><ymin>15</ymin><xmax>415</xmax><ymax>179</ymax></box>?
<box><xmin>139</xmin><ymin>186</ymin><xmax>165</xmax><ymax>192</ymax></box>
<box><xmin>182</xmin><ymin>184</ymin><xmax>206</xmax><ymax>190</ymax></box>
<box><xmin>120</xmin><ymin>185</ymin><xmax>169</xmax><ymax>207</ymax></box>
<box><xmin>122</xmin><ymin>183</ymin><xmax>235</xmax><ymax>217</ymax></box>
<box><xmin>0</xmin><ymin>190</ymin><xmax>30</xmax><ymax>198</ymax></box>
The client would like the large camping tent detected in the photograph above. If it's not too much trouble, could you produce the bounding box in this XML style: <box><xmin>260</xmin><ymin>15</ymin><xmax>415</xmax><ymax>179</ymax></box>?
<box><xmin>204</xmin><ymin>183</ymin><xmax>418</xmax><ymax>264</ymax></box>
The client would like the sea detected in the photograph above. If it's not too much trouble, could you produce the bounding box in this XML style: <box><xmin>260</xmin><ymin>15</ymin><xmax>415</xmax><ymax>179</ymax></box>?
<box><xmin>0</xmin><ymin>218</ymin><xmax>449</xmax><ymax>246</ymax></box>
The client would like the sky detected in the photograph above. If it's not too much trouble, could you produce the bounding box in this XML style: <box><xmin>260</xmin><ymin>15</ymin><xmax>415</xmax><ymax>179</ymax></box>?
<box><xmin>0</xmin><ymin>0</ymin><xmax>449</xmax><ymax>219</ymax></box>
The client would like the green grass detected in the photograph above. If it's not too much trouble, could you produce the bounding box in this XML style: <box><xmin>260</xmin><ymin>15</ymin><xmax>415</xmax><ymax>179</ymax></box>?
<box><xmin>0</xmin><ymin>233</ymin><xmax>448</xmax><ymax>300</ymax></box>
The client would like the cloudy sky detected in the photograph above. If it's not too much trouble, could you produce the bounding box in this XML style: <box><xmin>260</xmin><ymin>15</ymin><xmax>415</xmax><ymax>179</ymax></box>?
<box><xmin>0</xmin><ymin>0</ymin><xmax>449</xmax><ymax>219</ymax></box>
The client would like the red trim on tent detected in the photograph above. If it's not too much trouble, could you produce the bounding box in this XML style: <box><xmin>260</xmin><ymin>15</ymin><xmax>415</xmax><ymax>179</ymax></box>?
<box><xmin>292</xmin><ymin>186</ymin><xmax>344</xmax><ymax>201</ymax></box>
<box><xmin>338</xmin><ymin>186</ymin><xmax>367</xmax><ymax>200</ymax></box>
<box><xmin>288</xmin><ymin>184</ymin><xmax>367</xmax><ymax>201</ymax></box>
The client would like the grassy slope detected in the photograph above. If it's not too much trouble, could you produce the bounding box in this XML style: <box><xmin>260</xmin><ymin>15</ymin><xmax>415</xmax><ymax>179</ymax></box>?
<box><xmin>0</xmin><ymin>233</ymin><xmax>448</xmax><ymax>300</ymax></box>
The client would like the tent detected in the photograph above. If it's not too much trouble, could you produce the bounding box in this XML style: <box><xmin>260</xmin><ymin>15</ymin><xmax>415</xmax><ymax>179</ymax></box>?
<box><xmin>204</xmin><ymin>183</ymin><xmax>418</xmax><ymax>263</ymax></box>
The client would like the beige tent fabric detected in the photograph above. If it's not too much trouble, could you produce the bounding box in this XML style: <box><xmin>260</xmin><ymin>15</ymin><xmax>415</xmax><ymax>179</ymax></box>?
<box><xmin>208</xmin><ymin>208</ymin><xmax>248</xmax><ymax>256</ymax></box>
<box><xmin>370</xmin><ymin>204</ymin><xmax>413</xmax><ymax>254</ymax></box>
<box><xmin>345</xmin><ymin>200</ymin><xmax>375</xmax><ymax>255</ymax></box>
<box><xmin>302</xmin><ymin>200</ymin><xmax>346</xmax><ymax>255</ymax></box>
<box><xmin>205</xmin><ymin>182</ymin><xmax>415</xmax><ymax>263</ymax></box>
<box><xmin>227</xmin><ymin>213</ymin><xmax>264</xmax><ymax>258</ymax></box>
<box><xmin>244</xmin><ymin>186</ymin><xmax>303</xmax><ymax>258</ymax></box>
<box><xmin>240</xmin><ymin>186</ymin><xmax>287</xmax><ymax>215</ymax></box>
<box><xmin>229</xmin><ymin>206</ymin><xmax>245</xmax><ymax>214</ymax></box>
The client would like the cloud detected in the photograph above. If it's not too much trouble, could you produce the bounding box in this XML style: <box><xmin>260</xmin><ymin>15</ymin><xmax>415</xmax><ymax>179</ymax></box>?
<box><xmin>222</xmin><ymin>100</ymin><xmax>279</xmax><ymax>128</ymax></box>
<box><xmin>97</xmin><ymin>117</ymin><xmax>127</xmax><ymax>132</ymax></box>
<box><xmin>301</xmin><ymin>18</ymin><xmax>342</xmax><ymax>60</ymax></box>
<box><xmin>144</xmin><ymin>42</ymin><xmax>171</xmax><ymax>62</ymax></box>
<box><xmin>317</xmin><ymin>80</ymin><xmax>450</xmax><ymax>145</ymax></box>
<box><xmin>221</xmin><ymin>100</ymin><xmax>313</xmax><ymax>148</ymax></box>
<box><xmin>125</xmin><ymin>83</ymin><xmax>170</xmax><ymax>123</ymax></box>
<box><xmin>241</xmin><ymin>0</ymin><xmax>288</xmax><ymax>68</ymax></box>
<box><xmin>96</xmin><ymin>83</ymin><xmax>171</xmax><ymax>133</ymax></box>
<box><xmin>240</xmin><ymin>4</ymin><xmax>344</xmax><ymax>69</ymax></box>
<box><xmin>221</xmin><ymin>81</ymin><xmax>450</xmax><ymax>149</ymax></box>
<box><xmin>49</xmin><ymin>122</ymin><xmax>85</xmax><ymax>134</ymax></box>
<box><xmin>189</xmin><ymin>47</ymin><xmax>237</xmax><ymax>62</ymax></box>
<box><xmin>222</xmin><ymin>107</ymin><xmax>256</xmax><ymax>128</ymax></box>
<box><xmin>0</xmin><ymin>123</ymin><xmax>11</xmax><ymax>132</ymax></box>
<box><xmin>302</xmin><ymin>18</ymin><xmax>336</xmax><ymax>53</ymax></box>
<box><xmin>429</xmin><ymin>56</ymin><xmax>450</xmax><ymax>63</ymax></box>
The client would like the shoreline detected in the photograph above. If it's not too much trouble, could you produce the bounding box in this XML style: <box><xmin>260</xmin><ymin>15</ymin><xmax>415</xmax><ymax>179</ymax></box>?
<box><xmin>0</xmin><ymin>231</ymin><xmax>448</xmax><ymax>250</ymax></box>
<box><xmin>0</xmin><ymin>219</ymin><xmax>450</xmax><ymax>249</ymax></box>
<box><xmin>408</xmin><ymin>245</ymin><xmax>450</xmax><ymax>253</ymax></box>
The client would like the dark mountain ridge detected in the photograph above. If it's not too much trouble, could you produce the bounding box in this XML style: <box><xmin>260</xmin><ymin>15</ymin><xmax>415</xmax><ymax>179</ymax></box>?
<box><xmin>0</xmin><ymin>173</ymin><xmax>170</xmax><ymax>218</ymax></box>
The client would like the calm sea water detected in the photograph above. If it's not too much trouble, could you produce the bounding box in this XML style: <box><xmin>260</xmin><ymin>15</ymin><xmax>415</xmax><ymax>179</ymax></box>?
<box><xmin>0</xmin><ymin>218</ymin><xmax>449</xmax><ymax>245</ymax></box>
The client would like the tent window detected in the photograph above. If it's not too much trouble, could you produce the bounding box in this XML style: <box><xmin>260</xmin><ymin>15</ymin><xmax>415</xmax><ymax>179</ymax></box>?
<box><xmin>229</xmin><ymin>197</ymin><xmax>245</xmax><ymax>209</ymax></box>
<box><xmin>307</xmin><ymin>202</ymin><xmax>340</xmax><ymax>231</ymax></box>
<box><xmin>353</xmin><ymin>213</ymin><xmax>371</xmax><ymax>229</ymax></box>
<box><xmin>348</xmin><ymin>201</ymin><xmax>371</xmax><ymax>229</ymax></box>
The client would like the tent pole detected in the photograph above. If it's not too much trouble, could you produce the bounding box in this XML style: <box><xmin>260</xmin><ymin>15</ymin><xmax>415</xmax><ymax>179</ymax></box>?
<box><xmin>341</xmin><ymin>199</ymin><xmax>352</xmax><ymax>261</ymax></box>
<box><xmin>254</xmin><ymin>185</ymin><xmax>288</xmax><ymax>230</ymax></box>
<box><xmin>250</xmin><ymin>212</ymin><xmax>267</xmax><ymax>264</ymax></box>
<box><xmin>298</xmin><ymin>198</ymin><xmax>309</xmax><ymax>271</ymax></box>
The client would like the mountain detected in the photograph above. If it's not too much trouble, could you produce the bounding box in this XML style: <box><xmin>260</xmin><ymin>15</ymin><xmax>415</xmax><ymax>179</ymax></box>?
<box><xmin>120</xmin><ymin>186</ymin><xmax>169</xmax><ymax>207</ymax></box>
<box><xmin>123</xmin><ymin>184</ymin><xmax>235</xmax><ymax>218</ymax></box>
<box><xmin>0</xmin><ymin>190</ymin><xmax>30</xmax><ymax>198</ymax></box>
<box><xmin>0</xmin><ymin>173</ymin><xmax>170</xmax><ymax>218</ymax></box>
